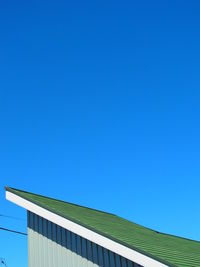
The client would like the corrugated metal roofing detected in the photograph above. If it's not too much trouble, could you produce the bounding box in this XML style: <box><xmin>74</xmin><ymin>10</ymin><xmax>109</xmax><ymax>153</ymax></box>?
<box><xmin>6</xmin><ymin>187</ymin><xmax>200</xmax><ymax>267</ymax></box>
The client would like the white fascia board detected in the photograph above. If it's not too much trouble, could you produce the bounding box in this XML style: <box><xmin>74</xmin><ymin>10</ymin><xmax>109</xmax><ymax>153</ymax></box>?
<box><xmin>6</xmin><ymin>191</ymin><xmax>168</xmax><ymax>267</ymax></box>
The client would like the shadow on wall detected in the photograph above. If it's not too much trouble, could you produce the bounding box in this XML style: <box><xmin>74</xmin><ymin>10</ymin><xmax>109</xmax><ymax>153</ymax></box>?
<box><xmin>28</xmin><ymin>211</ymin><xmax>142</xmax><ymax>267</ymax></box>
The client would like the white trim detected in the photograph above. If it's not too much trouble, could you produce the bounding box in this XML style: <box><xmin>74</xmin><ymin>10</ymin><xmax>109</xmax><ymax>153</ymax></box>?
<box><xmin>6</xmin><ymin>191</ymin><xmax>168</xmax><ymax>267</ymax></box>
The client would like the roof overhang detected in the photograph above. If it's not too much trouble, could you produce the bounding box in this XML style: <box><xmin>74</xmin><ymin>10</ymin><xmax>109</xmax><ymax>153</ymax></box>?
<box><xmin>6</xmin><ymin>190</ymin><xmax>169</xmax><ymax>267</ymax></box>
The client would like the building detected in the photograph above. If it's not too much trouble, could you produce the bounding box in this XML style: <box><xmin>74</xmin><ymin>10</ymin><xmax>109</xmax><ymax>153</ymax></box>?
<box><xmin>5</xmin><ymin>187</ymin><xmax>200</xmax><ymax>267</ymax></box>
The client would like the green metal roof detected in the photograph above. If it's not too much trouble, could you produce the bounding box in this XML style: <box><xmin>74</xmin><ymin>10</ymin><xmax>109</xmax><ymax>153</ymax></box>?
<box><xmin>6</xmin><ymin>187</ymin><xmax>200</xmax><ymax>267</ymax></box>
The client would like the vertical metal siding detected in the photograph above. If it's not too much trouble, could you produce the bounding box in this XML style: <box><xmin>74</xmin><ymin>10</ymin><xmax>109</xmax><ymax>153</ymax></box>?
<box><xmin>28</xmin><ymin>211</ymin><xmax>143</xmax><ymax>267</ymax></box>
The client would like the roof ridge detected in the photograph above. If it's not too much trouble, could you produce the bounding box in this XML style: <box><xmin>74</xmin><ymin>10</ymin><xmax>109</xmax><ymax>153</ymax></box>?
<box><xmin>6</xmin><ymin>186</ymin><xmax>200</xmax><ymax>244</ymax></box>
<box><xmin>117</xmin><ymin>215</ymin><xmax>200</xmax><ymax>244</ymax></box>
<box><xmin>5</xmin><ymin>186</ymin><xmax>117</xmax><ymax>217</ymax></box>
<box><xmin>152</xmin><ymin>229</ymin><xmax>200</xmax><ymax>244</ymax></box>
<box><xmin>6</xmin><ymin>187</ymin><xmax>200</xmax><ymax>244</ymax></box>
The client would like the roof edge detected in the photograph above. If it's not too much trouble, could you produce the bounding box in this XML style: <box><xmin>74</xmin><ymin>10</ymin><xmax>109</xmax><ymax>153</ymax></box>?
<box><xmin>5</xmin><ymin>186</ymin><xmax>116</xmax><ymax>217</ymax></box>
<box><xmin>5</xmin><ymin>187</ymin><xmax>172</xmax><ymax>267</ymax></box>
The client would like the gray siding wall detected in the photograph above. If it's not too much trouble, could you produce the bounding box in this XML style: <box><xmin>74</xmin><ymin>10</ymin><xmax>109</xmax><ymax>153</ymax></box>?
<box><xmin>27</xmin><ymin>211</ymin><xmax>143</xmax><ymax>267</ymax></box>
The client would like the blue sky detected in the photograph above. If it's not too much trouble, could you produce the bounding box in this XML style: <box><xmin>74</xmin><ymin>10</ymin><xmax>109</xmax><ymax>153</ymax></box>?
<box><xmin>0</xmin><ymin>0</ymin><xmax>200</xmax><ymax>266</ymax></box>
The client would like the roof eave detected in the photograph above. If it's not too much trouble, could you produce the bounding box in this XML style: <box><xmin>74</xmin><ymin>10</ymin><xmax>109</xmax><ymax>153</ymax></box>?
<box><xmin>5</xmin><ymin>188</ymin><xmax>171</xmax><ymax>267</ymax></box>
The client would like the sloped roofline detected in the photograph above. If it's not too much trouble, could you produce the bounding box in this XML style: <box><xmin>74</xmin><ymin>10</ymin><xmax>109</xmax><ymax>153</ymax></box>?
<box><xmin>5</xmin><ymin>187</ymin><xmax>170</xmax><ymax>267</ymax></box>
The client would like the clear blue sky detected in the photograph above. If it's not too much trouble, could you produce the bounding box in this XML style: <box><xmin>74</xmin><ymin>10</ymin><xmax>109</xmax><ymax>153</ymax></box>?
<box><xmin>0</xmin><ymin>1</ymin><xmax>200</xmax><ymax>266</ymax></box>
